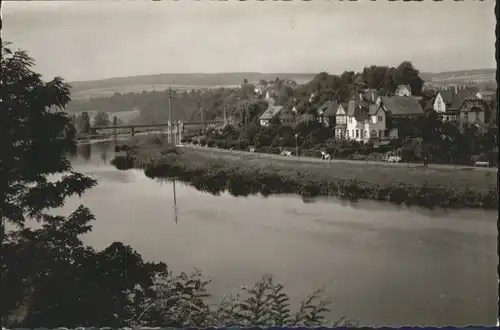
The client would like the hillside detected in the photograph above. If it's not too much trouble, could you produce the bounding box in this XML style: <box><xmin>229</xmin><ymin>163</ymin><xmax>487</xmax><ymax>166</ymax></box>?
<box><xmin>420</xmin><ymin>68</ymin><xmax>496</xmax><ymax>84</ymax></box>
<box><xmin>68</xmin><ymin>69</ymin><xmax>496</xmax><ymax>100</ymax></box>
<box><xmin>69</xmin><ymin>72</ymin><xmax>316</xmax><ymax>100</ymax></box>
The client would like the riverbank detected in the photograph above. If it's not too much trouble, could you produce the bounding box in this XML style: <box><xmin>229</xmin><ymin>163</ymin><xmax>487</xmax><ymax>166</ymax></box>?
<box><xmin>111</xmin><ymin>137</ymin><xmax>498</xmax><ymax>209</ymax></box>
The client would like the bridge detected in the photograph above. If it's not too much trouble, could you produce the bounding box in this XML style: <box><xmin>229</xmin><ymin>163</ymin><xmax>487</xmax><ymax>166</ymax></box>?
<box><xmin>93</xmin><ymin>119</ymin><xmax>230</xmax><ymax>144</ymax></box>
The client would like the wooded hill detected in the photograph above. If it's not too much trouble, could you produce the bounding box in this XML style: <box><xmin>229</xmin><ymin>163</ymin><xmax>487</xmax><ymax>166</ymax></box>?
<box><xmin>65</xmin><ymin>65</ymin><xmax>496</xmax><ymax>125</ymax></box>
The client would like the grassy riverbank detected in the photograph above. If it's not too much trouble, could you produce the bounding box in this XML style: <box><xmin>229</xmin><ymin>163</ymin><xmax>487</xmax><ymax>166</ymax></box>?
<box><xmin>112</xmin><ymin>136</ymin><xmax>498</xmax><ymax>209</ymax></box>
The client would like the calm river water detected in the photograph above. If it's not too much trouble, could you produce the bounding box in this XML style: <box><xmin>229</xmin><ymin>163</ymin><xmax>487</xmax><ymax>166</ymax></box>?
<box><xmin>63</xmin><ymin>142</ymin><xmax>497</xmax><ymax>326</ymax></box>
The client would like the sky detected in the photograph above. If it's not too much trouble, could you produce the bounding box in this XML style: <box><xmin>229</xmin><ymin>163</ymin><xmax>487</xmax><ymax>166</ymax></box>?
<box><xmin>2</xmin><ymin>0</ymin><xmax>496</xmax><ymax>82</ymax></box>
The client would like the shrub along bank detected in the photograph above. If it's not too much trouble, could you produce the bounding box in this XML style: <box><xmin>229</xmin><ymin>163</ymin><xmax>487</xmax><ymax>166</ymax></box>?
<box><xmin>112</xmin><ymin>137</ymin><xmax>498</xmax><ymax>209</ymax></box>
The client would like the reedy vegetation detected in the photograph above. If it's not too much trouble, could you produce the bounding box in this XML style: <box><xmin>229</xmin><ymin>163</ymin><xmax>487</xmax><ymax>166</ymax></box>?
<box><xmin>112</xmin><ymin>135</ymin><xmax>498</xmax><ymax>209</ymax></box>
<box><xmin>0</xmin><ymin>46</ymin><xmax>348</xmax><ymax>327</ymax></box>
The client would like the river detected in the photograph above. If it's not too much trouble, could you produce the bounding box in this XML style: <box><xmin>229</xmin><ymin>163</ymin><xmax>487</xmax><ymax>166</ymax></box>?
<box><xmin>62</xmin><ymin>141</ymin><xmax>497</xmax><ymax>326</ymax></box>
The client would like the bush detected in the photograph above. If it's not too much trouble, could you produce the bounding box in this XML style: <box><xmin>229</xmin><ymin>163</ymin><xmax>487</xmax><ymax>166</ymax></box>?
<box><xmin>206</xmin><ymin>138</ymin><xmax>215</xmax><ymax>148</ymax></box>
<box><xmin>236</xmin><ymin>139</ymin><xmax>249</xmax><ymax>150</ymax></box>
<box><xmin>365</xmin><ymin>153</ymin><xmax>385</xmax><ymax>161</ymax></box>
<box><xmin>200</xmin><ymin>138</ymin><xmax>207</xmax><ymax>147</ymax></box>
<box><xmin>348</xmin><ymin>153</ymin><xmax>367</xmax><ymax>161</ymax></box>
<box><xmin>113</xmin><ymin>142</ymin><xmax>498</xmax><ymax>209</ymax></box>
<box><xmin>128</xmin><ymin>272</ymin><xmax>357</xmax><ymax>328</ymax></box>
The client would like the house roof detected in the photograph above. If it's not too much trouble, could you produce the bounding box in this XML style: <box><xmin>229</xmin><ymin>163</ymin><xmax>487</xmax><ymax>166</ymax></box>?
<box><xmin>259</xmin><ymin>105</ymin><xmax>283</xmax><ymax>120</ymax></box>
<box><xmin>368</xmin><ymin>104</ymin><xmax>383</xmax><ymax>115</ymax></box>
<box><xmin>424</xmin><ymin>99</ymin><xmax>435</xmax><ymax>111</ymax></box>
<box><xmin>438</xmin><ymin>89</ymin><xmax>480</xmax><ymax>110</ymax></box>
<box><xmin>459</xmin><ymin>98</ymin><xmax>489</xmax><ymax>112</ymax></box>
<box><xmin>380</xmin><ymin>96</ymin><xmax>424</xmax><ymax>116</ymax></box>
<box><xmin>317</xmin><ymin>101</ymin><xmax>339</xmax><ymax>117</ymax></box>
<box><xmin>347</xmin><ymin>100</ymin><xmax>370</xmax><ymax>121</ymax></box>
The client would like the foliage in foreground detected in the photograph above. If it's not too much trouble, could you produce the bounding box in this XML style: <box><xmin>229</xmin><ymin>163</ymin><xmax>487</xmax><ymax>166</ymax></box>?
<box><xmin>4</xmin><ymin>223</ymin><xmax>351</xmax><ymax>328</ymax></box>
<box><xmin>128</xmin><ymin>270</ymin><xmax>356</xmax><ymax>328</ymax></box>
<box><xmin>112</xmin><ymin>140</ymin><xmax>498</xmax><ymax>209</ymax></box>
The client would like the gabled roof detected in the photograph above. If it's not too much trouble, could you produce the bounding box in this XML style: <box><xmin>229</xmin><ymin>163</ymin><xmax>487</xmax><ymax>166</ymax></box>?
<box><xmin>368</xmin><ymin>104</ymin><xmax>384</xmax><ymax>115</ymax></box>
<box><xmin>317</xmin><ymin>101</ymin><xmax>339</xmax><ymax>117</ymax></box>
<box><xmin>347</xmin><ymin>100</ymin><xmax>370</xmax><ymax>121</ymax></box>
<box><xmin>336</xmin><ymin>103</ymin><xmax>348</xmax><ymax>115</ymax></box>
<box><xmin>459</xmin><ymin>97</ymin><xmax>489</xmax><ymax>112</ymax></box>
<box><xmin>379</xmin><ymin>96</ymin><xmax>424</xmax><ymax>116</ymax></box>
<box><xmin>438</xmin><ymin>89</ymin><xmax>480</xmax><ymax>110</ymax></box>
<box><xmin>424</xmin><ymin>99</ymin><xmax>435</xmax><ymax>111</ymax></box>
<box><xmin>259</xmin><ymin>105</ymin><xmax>283</xmax><ymax>120</ymax></box>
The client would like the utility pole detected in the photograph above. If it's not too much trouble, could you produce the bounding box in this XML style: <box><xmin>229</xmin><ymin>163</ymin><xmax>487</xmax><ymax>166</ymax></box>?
<box><xmin>200</xmin><ymin>101</ymin><xmax>204</xmax><ymax>126</ymax></box>
<box><xmin>168</xmin><ymin>86</ymin><xmax>173</xmax><ymax>144</ymax></box>
<box><xmin>223</xmin><ymin>104</ymin><xmax>227</xmax><ymax>126</ymax></box>
<box><xmin>172</xmin><ymin>179</ymin><xmax>178</xmax><ymax>224</ymax></box>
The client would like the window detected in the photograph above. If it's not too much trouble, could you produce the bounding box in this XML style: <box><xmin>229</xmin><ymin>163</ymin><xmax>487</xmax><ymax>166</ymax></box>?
<box><xmin>356</xmin><ymin>130</ymin><xmax>359</xmax><ymax>138</ymax></box>
<box><xmin>371</xmin><ymin>130</ymin><xmax>377</xmax><ymax>137</ymax></box>
<box><xmin>378</xmin><ymin>115</ymin><xmax>383</xmax><ymax>122</ymax></box>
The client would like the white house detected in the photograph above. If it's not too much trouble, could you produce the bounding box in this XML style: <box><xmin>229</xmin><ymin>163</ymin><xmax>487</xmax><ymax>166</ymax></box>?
<box><xmin>344</xmin><ymin>100</ymin><xmax>398</xmax><ymax>143</ymax></box>
<box><xmin>394</xmin><ymin>85</ymin><xmax>412</xmax><ymax>97</ymax></box>
<box><xmin>427</xmin><ymin>90</ymin><xmax>485</xmax><ymax>122</ymax></box>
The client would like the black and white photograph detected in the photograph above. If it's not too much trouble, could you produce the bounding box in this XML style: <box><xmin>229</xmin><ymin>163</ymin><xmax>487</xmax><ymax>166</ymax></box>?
<box><xmin>0</xmin><ymin>0</ymin><xmax>497</xmax><ymax>327</ymax></box>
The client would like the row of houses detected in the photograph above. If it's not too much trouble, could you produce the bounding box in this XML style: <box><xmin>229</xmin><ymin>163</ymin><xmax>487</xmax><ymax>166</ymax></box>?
<box><xmin>257</xmin><ymin>84</ymin><xmax>492</xmax><ymax>144</ymax></box>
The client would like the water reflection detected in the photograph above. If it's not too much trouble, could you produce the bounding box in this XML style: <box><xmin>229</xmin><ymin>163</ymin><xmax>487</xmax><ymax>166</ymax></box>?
<box><xmin>77</xmin><ymin>143</ymin><xmax>92</xmax><ymax>162</ymax></box>
<box><xmin>95</xmin><ymin>142</ymin><xmax>111</xmax><ymax>163</ymax></box>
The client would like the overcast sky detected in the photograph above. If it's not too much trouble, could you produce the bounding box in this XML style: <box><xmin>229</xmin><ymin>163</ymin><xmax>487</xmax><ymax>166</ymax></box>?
<box><xmin>2</xmin><ymin>0</ymin><xmax>496</xmax><ymax>82</ymax></box>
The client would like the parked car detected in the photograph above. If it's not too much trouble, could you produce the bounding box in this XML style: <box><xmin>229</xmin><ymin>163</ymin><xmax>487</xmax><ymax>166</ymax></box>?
<box><xmin>249</xmin><ymin>147</ymin><xmax>256</xmax><ymax>152</ymax></box>
<box><xmin>280</xmin><ymin>150</ymin><xmax>292</xmax><ymax>157</ymax></box>
<box><xmin>383</xmin><ymin>152</ymin><xmax>401</xmax><ymax>163</ymax></box>
<box><xmin>474</xmin><ymin>161</ymin><xmax>489</xmax><ymax>167</ymax></box>
<box><xmin>387</xmin><ymin>155</ymin><xmax>402</xmax><ymax>163</ymax></box>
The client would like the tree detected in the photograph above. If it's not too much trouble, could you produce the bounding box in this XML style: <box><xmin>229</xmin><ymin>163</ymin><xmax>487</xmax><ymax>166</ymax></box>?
<box><xmin>0</xmin><ymin>45</ymin><xmax>98</xmax><ymax>324</ymax></box>
<box><xmin>93</xmin><ymin>111</ymin><xmax>111</xmax><ymax>127</ymax></box>
<box><xmin>394</xmin><ymin>61</ymin><xmax>424</xmax><ymax>96</ymax></box>
<box><xmin>77</xmin><ymin>111</ymin><xmax>91</xmax><ymax>134</ymax></box>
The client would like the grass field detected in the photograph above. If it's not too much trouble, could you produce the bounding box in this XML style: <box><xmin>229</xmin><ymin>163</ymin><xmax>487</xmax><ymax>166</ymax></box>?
<box><xmin>178</xmin><ymin>147</ymin><xmax>497</xmax><ymax>193</ymax></box>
